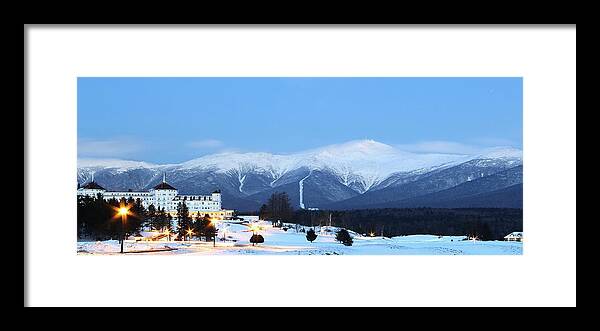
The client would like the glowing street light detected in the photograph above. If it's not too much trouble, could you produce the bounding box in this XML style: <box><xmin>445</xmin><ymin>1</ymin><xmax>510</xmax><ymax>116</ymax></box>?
<box><xmin>209</xmin><ymin>219</ymin><xmax>218</xmax><ymax>247</ymax></box>
<box><xmin>369</xmin><ymin>231</ymin><xmax>375</xmax><ymax>237</ymax></box>
<box><xmin>186</xmin><ymin>228</ymin><xmax>194</xmax><ymax>241</ymax></box>
<box><xmin>250</xmin><ymin>223</ymin><xmax>260</xmax><ymax>235</ymax></box>
<box><xmin>118</xmin><ymin>207</ymin><xmax>128</xmax><ymax>217</ymax></box>
<box><xmin>116</xmin><ymin>204</ymin><xmax>129</xmax><ymax>254</ymax></box>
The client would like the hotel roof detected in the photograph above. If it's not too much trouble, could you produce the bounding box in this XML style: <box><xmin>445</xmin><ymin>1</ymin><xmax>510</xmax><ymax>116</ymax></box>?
<box><xmin>153</xmin><ymin>182</ymin><xmax>177</xmax><ymax>190</ymax></box>
<box><xmin>81</xmin><ymin>181</ymin><xmax>106</xmax><ymax>190</ymax></box>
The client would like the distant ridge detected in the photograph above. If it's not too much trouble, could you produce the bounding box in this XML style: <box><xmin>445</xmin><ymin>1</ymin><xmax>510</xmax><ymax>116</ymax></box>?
<box><xmin>78</xmin><ymin>140</ymin><xmax>522</xmax><ymax>211</ymax></box>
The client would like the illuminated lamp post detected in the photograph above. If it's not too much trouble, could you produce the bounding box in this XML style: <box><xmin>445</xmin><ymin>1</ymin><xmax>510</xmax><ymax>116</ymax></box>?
<box><xmin>117</xmin><ymin>205</ymin><xmax>129</xmax><ymax>254</ymax></box>
<box><xmin>209</xmin><ymin>219</ymin><xmax>218</xmax><ymax>247</ymax></box>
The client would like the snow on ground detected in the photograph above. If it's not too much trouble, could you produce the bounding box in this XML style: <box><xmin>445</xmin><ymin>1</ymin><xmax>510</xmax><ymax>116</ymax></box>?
<box><xmin>77</xmin><ymin>221</ymin><xmax>522</xmax><ymax>255</ymax></box>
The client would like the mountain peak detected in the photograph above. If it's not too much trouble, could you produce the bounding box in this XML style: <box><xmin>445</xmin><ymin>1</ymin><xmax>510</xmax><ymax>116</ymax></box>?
<box><xmin>477</xmin><ymin>147</ymin><xmax>523</xmax><ymax>159</ymax></box>
<box><xmin>312</xmin><ymin>139</ymin><xmax>395</xmax><ymax>155</ymax></box>
<box><xmin>77</xmin><ymin>158</ymin><xmax>158</xmax><ymax>169</ymax></box>
<box><xmin>343</xmin><ymin>139</ymin><xmax>393</xmax><ymax>150</ymax></box>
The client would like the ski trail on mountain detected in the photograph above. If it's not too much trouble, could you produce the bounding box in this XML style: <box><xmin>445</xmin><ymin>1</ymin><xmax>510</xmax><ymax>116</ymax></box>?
<box><xmin>299</xmin><ymin>171</ymin><xmax>312</xmax><ymax>209</ymax></box>
<box><xmin>238</xmin><ymin>173</ymin><xmax>246</xmax><ymax>193</ymax></box>
<box><xmin>269</xmin><ymin>169</ymin><xmax>285</xmax><ymax>187</ymax></box>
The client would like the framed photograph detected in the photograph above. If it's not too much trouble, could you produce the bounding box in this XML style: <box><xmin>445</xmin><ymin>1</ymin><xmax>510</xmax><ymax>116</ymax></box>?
<box><xmin>25</xmin><ymin>25</ymin><xmax>576</xmax><ymax>307</ymax></box>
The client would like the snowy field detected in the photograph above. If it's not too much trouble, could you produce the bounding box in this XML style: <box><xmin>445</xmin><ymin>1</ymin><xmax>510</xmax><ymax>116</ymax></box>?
<box><xmin>77</xmin><ymin>221</ymin><xmax>522</xmax><ymax>255</ymax></box>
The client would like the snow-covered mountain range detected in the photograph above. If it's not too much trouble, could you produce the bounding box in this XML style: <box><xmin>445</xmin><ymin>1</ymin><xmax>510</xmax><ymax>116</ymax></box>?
<box><xmin>77</xmin><ymin>140</ymin><xmax>523</xmax><ymax>211</ymax></box>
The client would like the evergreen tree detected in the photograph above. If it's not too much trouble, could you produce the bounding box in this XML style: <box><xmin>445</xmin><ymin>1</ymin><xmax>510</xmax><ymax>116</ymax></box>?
<box><xmin>124</xmin><ymin>197</ymin><xmax>145</xmax><ymax>238</ymax></box>
<box><xmin>157</xmin><ymin>207</ymin><xmax>174</xmax><ymax>240</ymax></box>
<box><xmin>155</xmin><ymin>207</ymin><xmax>165</xmax><ymax>230</ymax></box>
<box><xmin>306</xmin><ymin>228</ymin><xmax>317</xmax><ymax>243</ymax></box>
<box><xmin>176</xmin><ymin>201</ymin><xmax>192</xmax><ymax>240</ymax></box>
<box><xmin>164</xmin><ymin>209</ymin><xmax>174</xmax><ymax>233</ymax></box>
<box><xmin>146</xmin><ymin>204</ymin><xmax>157</xmax><ymax>230</ymax></box>
<box><xmin>335</xmin><ymin>229</ymin><xmax>353</xmax><ymax>246</ymax></box>
<box><xmin>77</xmin><ymin>194</ymin><xmax>98</xmax><ymax>239</ymax></box>
<box><xmin>105</xmin><ymin>198</ymin><xmax>121</xmax><ymax>240</ymax></box>
<box><xmin>250</xmin><ymin>234</ymin><xmax>264</xmax><ymax>246</ymax></box>
<box><xmin>193</xmin><ymin>212</ymin><xmax>210</xmax><ymax>241</ymax></box>
<box><xmin>205</xmin><ymin>223</ymin><xmax>216</xmax><ymax>242</ymax></box>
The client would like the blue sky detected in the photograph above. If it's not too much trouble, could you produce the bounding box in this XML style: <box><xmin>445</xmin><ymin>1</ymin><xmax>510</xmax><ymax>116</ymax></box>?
<box><xmin>78</xmin><ymin>77</ymin><xmax>522</xmax><ymax>164</ymax></box>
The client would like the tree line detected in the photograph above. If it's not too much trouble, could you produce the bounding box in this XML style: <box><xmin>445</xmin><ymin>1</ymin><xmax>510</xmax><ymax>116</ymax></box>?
<box><xmin>77</xmin><ymin>194</ymin><xmax>217</xmax><ymax>242</ymax></box>
<box><xmin>172</xmin><ymin>200</ymin><xmax>217</xmax><ymax>242</ymax></box>
<box><xmin>256</xmin><ymin>192</ymin><xmax>522</xmax><ymax>240</ymax></box>
<box><xmin>77</xmin><ymin>194</ymin><xmax>146</xmax><ymax>241</ymax></box>
<box><xmin>292</xmin><ymin>208</ymin><xmax>522</xmax><ymax>240</ymax></box>
<box><xmin>78</xmin><ymin>191</ymin><xmax>523</xmax><ymax>242</ymax></box>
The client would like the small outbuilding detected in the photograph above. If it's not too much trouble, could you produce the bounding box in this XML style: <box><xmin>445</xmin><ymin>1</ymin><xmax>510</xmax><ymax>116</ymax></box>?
<box><xmin>504</xmin><ymin>232</ymin><xmax>523</xmax><ymax>242</ymax></box>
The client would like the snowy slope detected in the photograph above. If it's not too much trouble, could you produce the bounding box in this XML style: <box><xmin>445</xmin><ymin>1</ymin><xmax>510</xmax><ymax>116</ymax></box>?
<box><xmin>80</xmin><ymin>140</ymin><xmax>473</xmax><ymax>189</ymax></box>
<box><xmin>77</xmin><ymin>220</ymin><xmax>523</xmax><ymax>255</ymax></box>
<box><xmin>77</xmin><ymin>158</ymin><xmax>161</xmax><ymax>171</ymax></box>
<box><xmin>77</xmin><ymin>140</ymin><xmax>523</xmax><ymax>209</ymax></box>
<box><xmin>176</xmin><ymin>140</ymin><xmax>471</xmax><ymax>187</ymax></box>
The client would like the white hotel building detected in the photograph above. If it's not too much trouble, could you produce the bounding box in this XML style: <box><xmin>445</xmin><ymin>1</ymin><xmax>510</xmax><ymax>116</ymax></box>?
<box><xmin>77</xmin><ymin>174</ymin><xmax>234</xmax><ymax>220</ymax></box>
